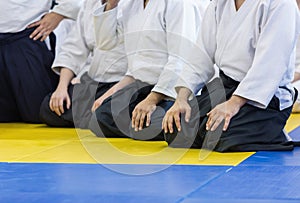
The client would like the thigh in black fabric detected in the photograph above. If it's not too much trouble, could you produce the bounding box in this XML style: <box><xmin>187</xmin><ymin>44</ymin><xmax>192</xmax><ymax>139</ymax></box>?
<box><xmin>39</xmin><ymin>87</ymin><xmax>74</xmax><ymax>127</ymax></box>
<box><xmin>215</xmin><ymin>97</ymin><xmax>294</xmax><ymax>152</ymax></box>
<box><xmin>92</xmin><ymin>81</ymin><xmax>153</xmax><ymax>138</ymax></box>
<box><xmin>72</xmin><ymin>74</ymin><xmax>98</xmax><ymax>129</ymax></box>
<box><xmin>0</xmin><ymin>50</ymin><xmax>21</xmax><ymax>122</ymax></box>
<box><xmin>3</xmin><ymin>37</ymin><xmax>57</xmax><ymax>122</ymax></box>
<box><xmin>73</xmin><ymin>75</ymin><xmax>117</xmax><ymax>129</ymax></box>
<box><xmin>130</xmin><ymin>100</ymin><xmax>174</xmax><ymax>141</ymax></box>
<box><xmin>165</xmin><ymin>97</ymin><xmax>201</xmax><ymax>148</ymax></box>
<box><xmin>165</xmin><ymin>75</ymin><xmax>242</xmax><ymax>149</ymax></box>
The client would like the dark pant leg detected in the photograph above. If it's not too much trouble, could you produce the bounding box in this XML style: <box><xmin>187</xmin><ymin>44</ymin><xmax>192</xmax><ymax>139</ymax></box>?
<box><xmin>165</xmin><ymin>72</ymin><xmax>294</xmax><ymax>151</ymax></box>
<box><xmin>0</xmin><ymin>29</ymin><xmax>58</xmax><ymax>123</ymax></box>
<box><xmin>214</xmin><ymin>97</ymin><xmax>293</xmax><ymax>152</ymax></box>
<box><xmin>165</xmin><ymin>77</ymin><xmax>229</xmax><ymax>148</ymax></box>
<box><xmin>90</xmin><ymin>81</ymin><xmax>153</xmax><ymax>138</ymax></box>
<box><xmin>0</xmin><ymin>58</ymin><xmax>21</xmax><ymax>122</ymax></box>
<box><xmin>39</xmin><ymin>85</ymin><xmax>75</xmax><ymax>127</ymax></box>
<box><xmin>130</xmin><ymin>100</ymin><xmax>174</xmax><ymax>141</ymax></box>
<box><xmin>40</xmin><ymin>73</ymin><xmax>117</xmax><ymax>128</ymax></box>
<box><xmin>72</xmin><ymin>74</ymin><xmax>117</xmax><ymax>129</ymax></box>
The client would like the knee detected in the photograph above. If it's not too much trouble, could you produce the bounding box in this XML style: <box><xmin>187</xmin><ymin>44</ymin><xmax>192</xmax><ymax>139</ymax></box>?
<box><xmin>164</xmin><ymin>125</ymin><xmax>198</xmax><ymax>148</ymax></box>
<box><xmin>39</xmin><ymin>94</ymin><xmax>73</xmax><ymax>127</ymax></box>
<box><xmin>94</xmin><ymin>104</ymin><xmax>113</xmax><ymax>126</ymax></box>
<box><xmin>39</xmin><ymin>94</ymin><xmax>52</xmax><ymax>124</ymax></box>
<box><xmin>90</xmin><ymin>105</ymin><xmax>115</xmax><ymax>137</ymax></box>
<box><xmin>88</xmin><ymin>112</ymin><xmax>106</xmax><ymax>137</ymax></box>
<box><xmin>130</xmin><ymin>127</ymin><xmax>164</xmax><ymax>141</ymax></box>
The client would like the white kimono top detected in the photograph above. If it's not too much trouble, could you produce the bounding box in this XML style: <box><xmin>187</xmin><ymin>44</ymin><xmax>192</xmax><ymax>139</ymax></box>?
<box><xmin>52</xmin><ymin>0</ymin><xmax>127</xmax><ymax>83</ymax></box>
<box><xmin>0</xmin><ymin>0</ymin><xmax>83</xmax><ymax>33</ymax></box>
<box><xmin>177</xmin><ymin>0</ymin><xmax>300</xmax><ymax>110</ymax></box>
<box><xmin>293</xmin><ymin>36</ymin><xmax>300</xmax><ymax>102</ymax></box>
<box><xmin>296</xmin><ymin>36</ymin><xmax>300</xmax><ymax>73</ymax></box>
<box><xmin>93</xmin><ymin>0</ymin><xmax>209</xmax><ymax>98</ymax></box>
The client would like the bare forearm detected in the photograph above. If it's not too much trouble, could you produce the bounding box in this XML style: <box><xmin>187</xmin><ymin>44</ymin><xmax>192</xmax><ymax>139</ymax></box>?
<box><xmin>49</xmin><ymin>11</ymin><xmax>65</xmax><ymax>22</ymax></box>
<box><xmin>176</xmin><ymin>87</ymin><xmax>193</xmax><ymax>101</ymax></box>
<box><xmin>99</xmin><ymin>75</ymin><xmax>135</xmax><ymax>101</ymax></box>
<box><xmin>57</xmin><ymin>68</ymin><xmax>75</xmax><ymax>90</ymax></box>
<box><xmin>145</xmin><ymin>92</ymin><xmax>166</xmax><ymax>105</ymax></box>
<box><xmin>228</xmin><ymin>95</ymin><xmax>247</xmax><ymax>108</ymax></box>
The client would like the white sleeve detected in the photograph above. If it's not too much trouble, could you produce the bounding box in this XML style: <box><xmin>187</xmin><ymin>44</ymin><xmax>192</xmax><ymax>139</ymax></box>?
<box><xmin>296</xmin><ymin>36</ymin><xmax>300</xmax><ymax>73</ymax></box>
<box><xmin>52</xmin><ymin>1</ymin><xmax>91</xmax><ymax>76</ymax></box>
<box><xmin>174</xmin><ymin>1</ymin><xmax>217</xmax><ymax>95</ymax></box>
<box><xmin>233</xmin><ymin>0</ymin><xmax>300</xmax><ymax>108</ymax></box>
<box><xmin>152</xmin><ymin>0</ymin><xmax>208</xmax><ymax>98</ymax></box>
<box><xmin>93</xmin><ymin>3</ymin><xmax>123</xmax><ymax>50</ymax></box>
<box><xmin>52</xmin><ymin>0</ymin><xmax>83</xmax><ymax>20</ymax></box>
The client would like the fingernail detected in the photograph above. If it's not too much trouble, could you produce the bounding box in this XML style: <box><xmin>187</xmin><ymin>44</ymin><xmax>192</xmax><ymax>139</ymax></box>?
<box><xmin>178</xmin><ymin>128</ymin><xmax>181</xmax><ymax>132</ymax></box>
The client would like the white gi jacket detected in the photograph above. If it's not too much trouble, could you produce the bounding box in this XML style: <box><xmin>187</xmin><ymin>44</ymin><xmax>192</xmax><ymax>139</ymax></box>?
<box><xmin>176</xmin><ymin>0</ymin><xmax>300</xmax><ymax>110</ymax></box>
<box><xmin>93</xmin><ymin>0</ymin><xmax>209</xmax><ymax>98</ymax></box>
<box><xmin>0</xmin><ymin>0</ymin><xmax>83</xmax><ymax>33</ymax></box>
<box><xmin>52</xmin><ymin>0</ymin><xmax>127</xmax><ymax>83</ymax></box>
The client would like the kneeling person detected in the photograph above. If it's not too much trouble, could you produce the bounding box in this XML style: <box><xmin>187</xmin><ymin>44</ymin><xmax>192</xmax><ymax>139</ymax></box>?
<box><xmin>39</xmin><ymin>0</ymin><xmax>127</xmax><ymax>128</ymax></box>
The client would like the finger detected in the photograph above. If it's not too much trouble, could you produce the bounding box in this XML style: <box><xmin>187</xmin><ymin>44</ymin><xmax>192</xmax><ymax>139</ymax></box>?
<box><xmin>54</xmin><ymin>108</ymin><xmax>61</xmax><ymax>116</ymax></box>
<box><xmin>53</xmin><ymin>104</ymin><xmax>61</xmax><ymax>116</ymax></box>
<box><xmin>34</xmin><ymin>28</ymin><xmax>47</xmax><ymax>41</ymax></box>
<box><xmin>53</xmin><ymin>100</ymin><xmax>61</xmax><ymax>116</ymax></box>
<box><xmin>167</xmin><ymin>114</ymin><xmax>174</xmax><ymax>133</ymax></box>
<box><xmin>185</xmin><ymin>107</ymin><xmax>191</xmax><ymax>122</ymax></box>
<box><xmin>40</xmin><ymin>32</ymin><xmax>49</xmax><ymax>41</ymax></box>
<box><xmin>206</xmin><ymin>114</ymin><xmax>214</xmax><ymax>131</ymax></box>
<box><xmin>174</xmin><ymin>113</ymin><xmax>181</xmax><ymax>132</ymax></box>
<box><xmin>223</xmin><ymin>115</ymin><xmax>231</xmax><ymax>131</ymax></box>
<box><xmin>206</xmin><ymin>110</ymin><xmax>216</xmax><ymax>130</ymax></box>
<box><xmin>138</xmin><ymin>112</ymin><xmax>146</xmax><ymax>130</ymax></box>
<box><xmin>66</xmin><ymin>96</ymin><xmax>71</xmax><ymax>109</ymax></box>
<box><xmin>162</xmin><ymin>116</ymin><xmax>166</xmax><ymax>131</ymax></box>
<box><xmin>59</xmin><ymin>99</ymin><xmax>64</xmax><ymax>114</ymax></box>
<box><xmin>134</xmin><ymin>112</ymin><xmax>141</xmax><ymax>131</ymax></box>
<box><xmin>211</xmin><ymin>117</ymin><xmax>224</xmax><ymax>131</ymax></box>
<box><xmin>207</xmin><ymin>110</ymin><xmax>213</xmax><ymax>116</ymax></box>
<box><xmin>162</xmin><ymin>116</ymin><xmax>168</xmax><ymax>133</ymax></box>
<box><xmin>91</xmin><ymin>102</ymin><xmax>98</xmax><ymax>112</ymax></box>
<box><xmin>29</xmin><ymin>26</ymin><xmax>43</xmax><ymax>39</ymax></box>
<box><xmin>49</xmin><ymin>98</ymin><xmax>54</xmax><ymax>111</ymax></box>
<box><xmin>146</xmin><ymin>112</ymin><xmax>151</xmax><ymax>127</ymax></box>
<box><xmin>33</xmin><ymin>30</ymin><xmax>44</xmax><ymax>41</ymax></box>
<box><xmin>33</xmin><ymin>31</ymin><xmax>45</xmax><ymax>41</ymax></box>
<box><xmin>131</xmin><ymin>109</ymin><xmax>137</xmax><ymax>128</ymax></box>
<box><xmin>27</xmin><ymin>21</ymin><xmax>40</xmax><ymax>28</ymax></box>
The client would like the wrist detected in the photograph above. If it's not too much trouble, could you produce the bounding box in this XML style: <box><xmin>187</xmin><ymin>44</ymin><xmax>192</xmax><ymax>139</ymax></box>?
<box><xmin>50</xmin><ymin>12</ymin><xmax>65</xmax><ymax>21</ymax></box>
<box><xmin>146</xmin><ymin>92</ymin><xmax>165</xmax><ymax>104</ymax></box>
<box><xmin>229</xmin><ymin>95</ymin><xmax>247</xmax><ymax>108</ymax></box>
<box><xmin>176</xmin><ymin>87</ymin><xmax>192</xmax><ymax>101</ymax></box>
<box><xmin>57</xmin><ymin>83</ymin><xmax>69</xmax><ymax>91</ymax></box>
